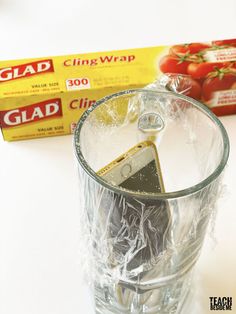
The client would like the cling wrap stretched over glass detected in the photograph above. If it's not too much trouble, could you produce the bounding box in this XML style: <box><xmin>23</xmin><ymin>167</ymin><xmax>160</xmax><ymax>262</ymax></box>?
<box><xmin>77</xmin><ymin>169</ymin><xmax>223</xmax><ymax>309</ymax></box>
<box><xmin>74</xmin><ymin>77</ymin><xmax>228</xmax><ymax>313</ymax></box>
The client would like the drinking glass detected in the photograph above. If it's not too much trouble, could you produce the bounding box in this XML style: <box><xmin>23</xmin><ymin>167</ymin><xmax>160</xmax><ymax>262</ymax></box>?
<box><xmin>74</xmin><ymin>89</ymin><xmax>229</xmax><ymax>314</ymax></box>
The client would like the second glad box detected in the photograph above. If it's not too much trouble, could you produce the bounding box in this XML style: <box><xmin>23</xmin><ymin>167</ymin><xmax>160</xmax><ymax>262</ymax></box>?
<box><xmin>1</xmin><ymin>38</ymin><xmax>236</xmax><ymax>141</ymax></box>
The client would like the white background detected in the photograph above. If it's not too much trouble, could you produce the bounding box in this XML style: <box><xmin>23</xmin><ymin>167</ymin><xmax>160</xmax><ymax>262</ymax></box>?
<box><xmin>0</xmin><ymin>0</ymin><xmax>236</xmax><ymax>313</ymax></box>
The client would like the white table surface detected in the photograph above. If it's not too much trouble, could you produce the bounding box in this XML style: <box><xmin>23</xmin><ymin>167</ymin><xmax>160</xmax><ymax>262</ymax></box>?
<box><xmin>0</xmin><ymin>1</ymin><xmax>236</xmax><ymax>313</ymax></box>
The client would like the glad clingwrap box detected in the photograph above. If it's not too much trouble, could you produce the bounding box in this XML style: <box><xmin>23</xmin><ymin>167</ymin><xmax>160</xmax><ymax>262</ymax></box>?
<box><xmin>1</xmin><ymin>38</ymin><xmax>236</xmax><ymax>141</ymax></box>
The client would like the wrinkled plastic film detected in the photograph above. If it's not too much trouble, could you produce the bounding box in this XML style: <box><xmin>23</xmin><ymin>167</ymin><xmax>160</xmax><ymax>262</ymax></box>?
<box><xmin>74</xmin><ymin>85</ymin><xmax>229</xmax><ymax>313</ymax></box>
<box><xmin>77</xmin><ymin>167</ymin><xmax>224</xmax><ymax>279</ymax></box>
<box><xmin>77</xmin><ymin>167</ymin><xmax>225</xmax><ymax>313</ymax></box>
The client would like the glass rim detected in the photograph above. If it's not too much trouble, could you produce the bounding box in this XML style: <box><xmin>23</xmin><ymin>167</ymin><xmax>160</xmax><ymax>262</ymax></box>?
<box><xmin>74</xmin><ymin>89</ymin><xmax>230</xmax><ymax>200</ymax></box>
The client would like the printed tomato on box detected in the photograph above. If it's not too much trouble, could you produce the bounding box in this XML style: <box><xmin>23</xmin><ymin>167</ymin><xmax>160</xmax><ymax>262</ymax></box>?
<box><xmin>159</xmin><ymin>39</ymin><xmax>236</xmax><ymax>115</ymax></box>
<box><xmin>212</xmin><ymin>39</ymin><xmax>236</xmax><ymax>47</ymax></box>
<box><xmin>159</xmin><ymin>55</ymin><xmax>191</xmax><ymax>74</ymax></box>
<box><xmin>187</xmin><ymin>62</ymin><xmax>225</xmax><ymax>79</ymax></box>
<box><xmin>169</xmin><ymin>43</ymin><xmax>210</xmax><ymax>55</ymax></box>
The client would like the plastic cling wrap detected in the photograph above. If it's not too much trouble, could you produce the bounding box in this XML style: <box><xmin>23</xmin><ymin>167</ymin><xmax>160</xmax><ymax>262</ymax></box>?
<box><xmin>77</xmin><ymin>168</ymin><xmax>224</xmax><ymax>313</ymax></box>
<box><xmin>74</xmin><ymin>87</ymin><xmax>229</xmax><ymax>314</ymax></box>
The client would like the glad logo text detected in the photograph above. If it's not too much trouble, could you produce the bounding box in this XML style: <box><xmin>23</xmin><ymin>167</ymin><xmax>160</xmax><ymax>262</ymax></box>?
<box><xmin>0</xmin><ymin>59</ymin><xmax>54</xmax><ymax>82</ymax></box>
<box><xmin>0</xmin><ymin>98</ymin><xmax>62</xmax><ymax>128</ymax></box>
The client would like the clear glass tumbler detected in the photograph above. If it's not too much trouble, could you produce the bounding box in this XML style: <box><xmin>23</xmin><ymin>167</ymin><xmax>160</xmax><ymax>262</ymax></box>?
<box><xmin>74</xmin><ymin>89</ymin><xmax>229</xmax><ymax>314</ymax></box>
